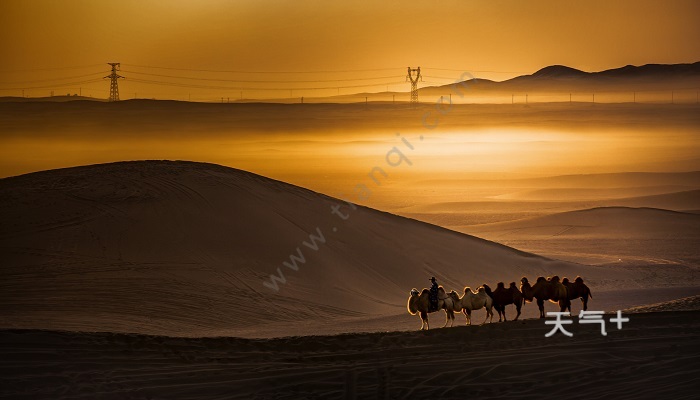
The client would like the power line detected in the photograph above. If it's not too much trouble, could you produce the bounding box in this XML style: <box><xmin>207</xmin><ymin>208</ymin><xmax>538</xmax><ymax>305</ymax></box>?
<box><xmin>0</xmin><ymin>64</ymin><xmax>104</xmax><ymax>73</ymax></box>
<box><xmin>0</xmin><ymin>78</ymin><xmax>104</xmax><ymax>91</ymax></box>
<box><xmin>423</xmin><ymin>67</ymin><xmax>529</xmax><ymax>74</ymax></box>
<box><xmin>122</xmin><ymin>63</ymin><xmax>402</xmax><ymax>74</ymax></box>
<box><xmin>0</xmin><ymin>72</ymin><xmax>105</xmax><ymax>85</ymax></box>
<box><xmin>120</xmin><ymin>70</ymin><xmax>403</xmax><ymax>83</ymax></box>
<box><xmin>126</xmin><ymin>77</ymin><xmax>407</xmax><ymax>91</ymax></box>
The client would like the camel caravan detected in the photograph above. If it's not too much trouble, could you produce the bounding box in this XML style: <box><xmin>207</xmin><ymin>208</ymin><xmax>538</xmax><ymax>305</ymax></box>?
<box><xmin>407</xmin><ymin>275</ymin><xmax>592</xmax><ymax>330</ymax></box>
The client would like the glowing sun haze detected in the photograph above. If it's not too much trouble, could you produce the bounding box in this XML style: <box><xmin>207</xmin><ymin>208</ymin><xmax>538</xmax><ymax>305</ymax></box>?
<box><xmin>1</xmin><ymin>0</ymin><xmax>699</xmax><ymax>99</ymax></box>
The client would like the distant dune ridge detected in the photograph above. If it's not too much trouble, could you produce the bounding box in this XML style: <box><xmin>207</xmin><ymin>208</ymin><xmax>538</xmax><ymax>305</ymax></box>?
<box><xmin>1</xmin><ymin>161</ymin><xmax>698</xmax><ymax>337</ymax></box>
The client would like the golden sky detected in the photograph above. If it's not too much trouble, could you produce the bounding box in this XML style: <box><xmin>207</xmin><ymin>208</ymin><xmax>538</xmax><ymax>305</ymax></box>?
<box><xmin>1</xmin><ymin>0</ymin><xmax>698</xmax><ymax>100</ymax></box>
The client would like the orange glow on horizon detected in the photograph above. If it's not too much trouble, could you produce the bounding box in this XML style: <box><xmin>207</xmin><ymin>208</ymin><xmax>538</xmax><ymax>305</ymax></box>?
<box><xmin>1</xmin><ymin>0</ymin><xmax>699</xmax><ymax>100</ymax></box>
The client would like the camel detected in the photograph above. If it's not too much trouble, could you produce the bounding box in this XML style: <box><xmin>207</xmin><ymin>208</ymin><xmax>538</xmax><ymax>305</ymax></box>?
<box><xmin>562</xmin><ymin>276</ymin><xmax>593</xmax><ymax>313</ymax></box>
<box><xmin>485</xmin><ymin>282</ymin><xmax>523</xmax><ymax>322</ymax></box>
<box><xmin>454</xmin><ymin>286</ymin><xmax>494</xmax><ymax>325</ymax></box>
<box><xmin>520</xmin><ymin>276</ymin><xmax>570</xmax><ymax>318</ymax></box>
<box><xmin>407</xmin><ymin>287</ymin><xmax>459</xmax><ymax>330</ymax></box>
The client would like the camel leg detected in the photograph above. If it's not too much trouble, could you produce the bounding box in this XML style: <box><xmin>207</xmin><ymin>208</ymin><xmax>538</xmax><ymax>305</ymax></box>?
<box><xmin>482</xmin><ymin>306</ymin><xmax>492</xmax><ymax>325</ymax></box>
<box><xmin>560</xmin><ymin>299</ymin><xmax>570</xmax><ymax>313</ymax></box>
<box><xmin>464</xmin><ymin>309</ymin><xmax>472</xmax><ymax>326</ymax></box>
<box><xmin>537</xmin><ymin>298</ymin><xmax>545</xmax><ymax>318</ymax></box>
<box><xmin>582</xmin><ymin>297</ymin><xmax>588</xmax><ymax>311</ymax></box>
<box><xmin>420</xmin><ymin>311</ymin><xmax>428</xmax><ymax>330</ymax></box>
<box><xmin>502</xmin><ymin>305</ymin><xmax>508</xmax><ymax>322</ymax></box>
<box><xmin>449</xmin><ymin>310</ymin><xmax>455</xmax><ymax>327</ymax></box>
<box><xmin>442</xmin><ymin>311</ymin><xmax>450</xmax><ymax>328</ymax></box>
<box><xmin>514</xmin><ymin>304</ymin><xmax>521</xmax><ymax>321</ymax></box>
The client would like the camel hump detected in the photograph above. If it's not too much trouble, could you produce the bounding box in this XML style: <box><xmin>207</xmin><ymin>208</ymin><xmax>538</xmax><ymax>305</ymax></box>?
<box><xmin>536</xmin><ymin>276</ymin><xmax>547</xmax><ymax>283</ymax></box>
<box><xmin>575</xmin><ymin>276</ymin><xmax>584</xmax><ymax>284</ymax></box>
<box><xmin>477</xmin><ymin>286</ymin><xmax>486</xmax><ymax>293</ymax></box>
<box><xmin>420</xmin><ymin>288</ymin><xmax>430</xmax><ymax>296</ymax></box>
<box><xmin>497</xmin><ymin>282</ymin><xmax>505</xmax><ymax>289</ymax></box>
<box><xmin>509</xmin><ymin>282</ymin><xmax>517</xmax><ymax>288</ymax></box>
<box><xmin>562</xmin><ymin>277</ymin><xmax>570</xmax><ymax>285</ymax></box>
<box><xmin>550</xmin><ymin>275</ymin><xmax>560</xmax><ymax>283</ymax></box>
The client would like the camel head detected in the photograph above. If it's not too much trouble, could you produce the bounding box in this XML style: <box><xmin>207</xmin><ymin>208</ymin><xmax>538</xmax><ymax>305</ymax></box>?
<box><xmin>407</xmin><ymin>288</ymin><xmax>421</xmax><ymax>315</ymax></box>
<box><xmin>521</xmin><ymin>277</ymin><xmax>529</xmax><ymax>284</ymax></box>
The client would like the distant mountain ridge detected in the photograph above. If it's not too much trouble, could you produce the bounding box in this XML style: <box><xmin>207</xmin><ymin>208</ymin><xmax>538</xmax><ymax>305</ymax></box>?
<box><xmin>422</xmin><ymin>61</ymin><xmax>700</xmax><ymax>94</ymax></box>
<box><xmin>525</xmin><ymin>62</ymin><xmax>700</xmax><ymax>80</ymax></box>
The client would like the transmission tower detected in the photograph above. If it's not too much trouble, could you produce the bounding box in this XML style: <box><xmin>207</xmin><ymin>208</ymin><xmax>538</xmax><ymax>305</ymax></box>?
<box><xmin>406</xmin><ymin>66</ymin><xmax>422</xmax><ymax>104</ymax></box>
<box><xmin>105</xmin><ymin>63</ymin><xmax>124</xmax><ymax>102</ymax></box>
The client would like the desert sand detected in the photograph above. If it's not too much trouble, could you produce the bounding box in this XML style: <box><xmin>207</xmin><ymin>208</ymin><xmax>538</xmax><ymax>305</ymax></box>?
<box><xmin>1</xmin><ymin>310</ymin><xmax>698</xmax><ymax>400</ymax></box>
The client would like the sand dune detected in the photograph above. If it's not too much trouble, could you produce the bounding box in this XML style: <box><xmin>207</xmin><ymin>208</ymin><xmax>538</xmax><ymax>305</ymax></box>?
<box><xmin>1</xmin><ymin>160</ymin><xmax>609</xmax><ymax>337</ymax></box>
<box><xmin>1</xmin><ymin>162</ymin><xmax>697</xmax><ymax>338</ymax></box>
<box><xmin>465</xmin><ymin>207</ymin><xmax>700</xmax><ymax>267</ymax></box>
<box><xmin>492</xmin><ymin>185</ymin><xmax>696</xmax><ymax>201</ymax></box>
<box><xmin>399</xmin><ymin>188</ymin><xmax>700</xmax><ymax>228</ymax></box>
<box><xmin>2</xmin><ymin>310</ymin><xmax>698</xmax><ymax>400</ymax></box>
<box><xmin>608</xmin><ymin>189</ymin><xmax>700</xmax><ymax>211</ymax></box>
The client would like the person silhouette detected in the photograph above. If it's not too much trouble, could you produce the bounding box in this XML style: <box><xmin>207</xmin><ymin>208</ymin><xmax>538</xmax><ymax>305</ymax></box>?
<box><xmin>429</xmin><ymin>277</ymin><xmax>439</xmax><ymax>311</ymax></box>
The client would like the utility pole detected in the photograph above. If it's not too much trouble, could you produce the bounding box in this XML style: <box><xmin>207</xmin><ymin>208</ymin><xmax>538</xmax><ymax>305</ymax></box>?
<box><xmin>406</xmin><ymin>66</ymin><xmax>422</xmax><ymax>104</ymax></box>
<box><xmin>104</xmin><ymin>63</ymin><xmax>124</xmax><ymax>102</ymax></box>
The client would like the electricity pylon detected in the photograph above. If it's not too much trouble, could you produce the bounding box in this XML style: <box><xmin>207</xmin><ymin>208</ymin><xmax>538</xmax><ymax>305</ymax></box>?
<box><xmin>105</xmin><ymin>63</ymin><xmax>124</xmax><ymax>102</ymax></box>
<box><xmin>406</xmin><ymin>67</ymin><xmax>421</xmax><ymax>104</ymax></box>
